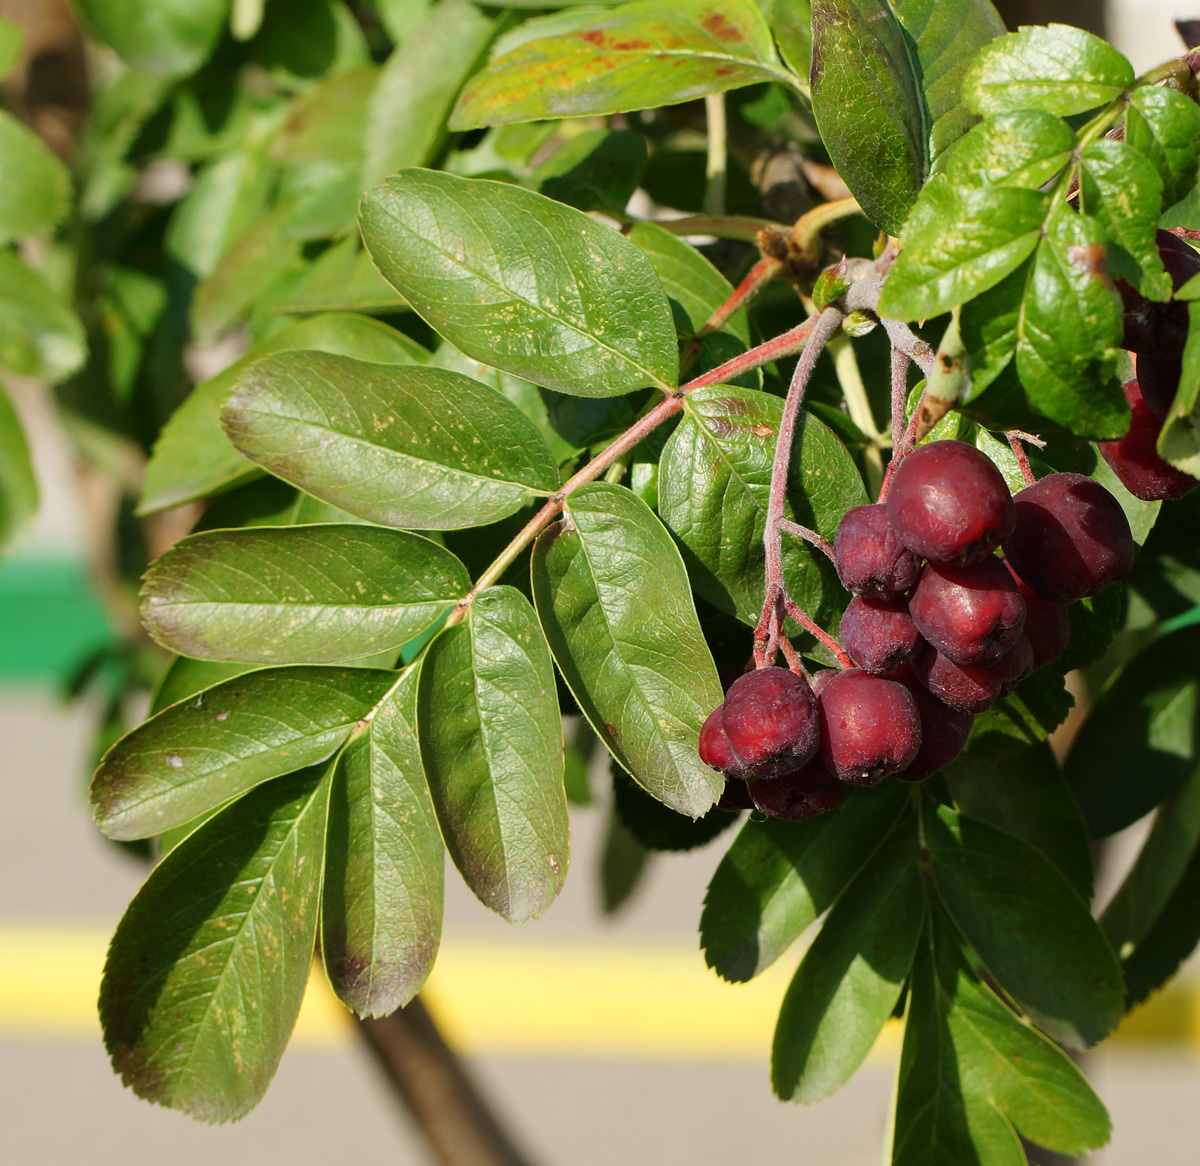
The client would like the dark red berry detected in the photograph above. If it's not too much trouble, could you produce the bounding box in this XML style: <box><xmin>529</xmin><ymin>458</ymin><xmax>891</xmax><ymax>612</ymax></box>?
<box><xmin>720</xmin><ymin>666</ymin><xmax>819</xmax><ymax>778</ymax></box>
<box><xmin>1136</xmin><ymin>353</ymin><xmax>1182</xmax><ymax>422</ymax></box>
<box><xmin>1004</xmin><ymin>561</ymin><xmax>1070</xmax><ymax>669</ymax></box>
<box><xmin>817</xmin><ymin>669</ymin><xmax>922</xmax><ymax>785</ymax></box>
<box><xmin>912</xmin><ymin>639</ymin><xmax>1033</xmax><ymax>714</ymax></box>
<box><xmin>834</xmin><ymin>503</ymin><xmax>923</xmax><ymax>599</ymax></box>
<box><xmin>746</xmin><ymin>761</ymin><xmax>848</xmax><ymax>820</ymax></box>
<box><xmin>894</xmin><ymin>680</ymin><xmax>974</xmax><ymax>783</ymax></box>
<box><xmin>1100</xmin><ymin>380</ymin><xmax>1199</xmax><ymax>501</ymax></box>
<box><xmin>1002</xmin><ymin>473</ymin><xmax>1135</xmax><ymax>604</ymax></box>
<box><xmin>840</xmin><ymin>595</ymin><xmax>923</xmax><ymax>674</ymax></box>
<box><xmin>1119</xmin><ymin>230</ymin><xmax>1200</xmax><ymax>356</ymax></box>
<box><xmin>909</xmin><ymin>557</ymin><xmax>1026</xmax><ymax>666</ymax></box>
<box><xmin>699</xmin><ymin>706</ymin><xmax>738</xmax><ymax>773</ymax></box>
<box><xmin>886</xmin><ymin>440</ymin><xmax>1015</xmax><ymax>567</ymax></box>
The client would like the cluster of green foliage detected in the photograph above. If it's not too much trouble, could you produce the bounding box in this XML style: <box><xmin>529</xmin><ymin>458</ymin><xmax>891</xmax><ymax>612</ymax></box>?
<box><xmin>2</xmin><ymin>1</ymin><xmax>1200</xmax><ymax>1162</ymax></box>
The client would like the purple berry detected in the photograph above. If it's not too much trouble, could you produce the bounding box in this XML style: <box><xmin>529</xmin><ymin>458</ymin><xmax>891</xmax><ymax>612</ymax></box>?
<box><xmin>1100</xmin><ymin>380</ymin><xmax>1199</xmax><ymax>501</ymax></box>
<box><xmin>886</xmin><ymin>440</ymin><xmax>1015</xmax><ymax>567</ymax></box>
<box><xmin>746</xmin><ymin>762</ymin><xmax>848</xmax><ymax>820</ymax></box>
<box><xmin>719</xmin><ymin>667</ymin><xmax>820</xmax><ymax>778</ymax></box>
<box><xmin>1004</xmin><ymin>561</ymin><xmax>1070</xmax><ymax>669</ymax></box>
<box><xmin>834</xmin><ymin>503</ymin><xmax>923</xmax><ymax>599</ymax></box>
<box><xmin>817</xmin><ymin>669</ymin><xmax>922</xmax><ymax>785</ymax></box>
<box><xmin>912</xmin><ymin>639</ymin><xmax>1033</xmax><ymax>714</ymax></box>
<box><xmin>909</xmin><ymin>557</ymin><xmax>1026</xmax><ymax>666</ymax></box>
<box><xmin>1002</xmin><ymin>473</ymin><xmax>1135</xmax><ymax>604</ymax></box>
<box><xmin>840</xmin><ymin>595</ymin><xmax>923</xmax><ymax>674</ymax></box>
<box><xmin>893</xmin><ymin>677</ymin><xmax>975</xmax><ymax>783</ymax></box>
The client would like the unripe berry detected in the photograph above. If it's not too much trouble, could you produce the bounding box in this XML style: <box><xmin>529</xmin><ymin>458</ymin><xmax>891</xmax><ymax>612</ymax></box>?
<box><xmin>719</xmin><ymin>667</ymin><xmax>820</xmax><ymax>778</ymax></box>
<box><xmin>746</xmin><ymin>762</ymin><xmax>848</xmax><ymax>820</ymax></box>
<box><xmin>817</xmin><ymin>669</ymin><xmax>921</xmax><ymax>785</ymax></box>
<box><xmin>1099</xmin><ymin>380</ymin><xmax>1199</xmax><ymax>501</ymax></box>
<box><xmin>834</xmin><ymin>503</ymin><xmax>922</xmax><ymax>599</ymax></box>
<box><xmin>1002</xmin><ymin>473</ymin><xmax>1135</xmax><ymax>604</ymax></box>
<box><xmin>909</xmin><ymin>557</ymin><xmax>1026</xmax><ymax>666</ymax></box>
<box><xmin>840</xmin><ymin>594</ymin><xmax>923</xmax><ymax>674</ymax></box>
<box><xmin>886</xmin><ymin>440</ymin><xmax>1015</xmax><ymax>567</ymax></box>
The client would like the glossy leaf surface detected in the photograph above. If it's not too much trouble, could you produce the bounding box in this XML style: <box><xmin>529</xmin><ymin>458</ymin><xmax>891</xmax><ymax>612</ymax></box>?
<box><xmin>141</xmin><ymin>525</ymin><xmax>469</xmax><ymax>664</ymax></box>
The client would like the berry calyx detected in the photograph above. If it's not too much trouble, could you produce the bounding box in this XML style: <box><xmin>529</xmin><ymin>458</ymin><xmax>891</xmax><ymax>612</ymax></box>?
<box><xmin>886</xmin><ymin>440</ymin><xmax>1015</xmax><ymax>567</ymax></box>
<box><xmin>746</xmin><ymin>762</ymin><xmax>848</xmax><ymax>820</ymax></box>
<box><xmin>704</xmin><ymin>666</ymin><xmax>820</xmax><ymax>779</ymax></box>
<box><xmin>1099</xmin><ymin>380</ymin><xmax>1199</xmax><ymax>502</ymax></box>
<box><xmin>1002</xmin><ymin>473</ymin><xmax>1135</xmax><ymax>604</ymax></box>
<box><xmin>840</xmin><ymin>594</ymin><xmax>923</xmax><ymax>674</ymax></box>
<box><xmin>909</xmin><ymin>557</ymin><xmax>1026</xmax><ymax>666</ymax></box>
<box><xmin>834</xmin><ymin>503</ymin><xmax>922</xmax><ymax>599</ymax></box>
<box><xmin>817</xmin><ymin>669</ymin><xmax>921</xmax><ymax>785</ymax></box>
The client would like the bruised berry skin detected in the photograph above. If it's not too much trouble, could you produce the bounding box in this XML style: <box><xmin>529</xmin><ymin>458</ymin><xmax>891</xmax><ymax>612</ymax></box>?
<box><xmin>747</xmin><ymin>761</ymin><xmax>848</xmax><ymax>820</ymax></box>
<box><xmin>817</xmin><ymin>669</ymin><xmax>922</xmax><ymax>785</ymax></box>
<box><xmin>720</xmin><ymin>667</ymin><xmax>820</xmax><ymax>778</ymax></box>
<box><xmin>840</xmin><ymin>595</ymin><xmax>923</xmax><ymax>674</ymax></box>
<box><xmin>834</xmin><ymin>503</ymin><xmax>923</xmax><ymax>599</ymax></box>
<box><xmin>1004</xmin><ymin>562</ymin><xmax>1070</xmax><ymax>668</ymax></box>
<box><xmin>886</xmin><ymin>441</ymin><xmax>1015</xmax><ymax>567</ymax></box>
<box><xmin>699</xmin><ymin>706</ymin><xmax>739</xmax><ymax>773</ymax></box>
<box><xmin>1100</xmin><ymin>380</ymin><xmax>1199</xmax><ymax>502</ymax></box>
<box><xmin>894</xmin><ymin>680</ymin><xmax>974</xmax><ymax>783</ymax></box>
<box><xmin>909</xmin><ymin>557</ymin><xmax>1026</xmax><ymax>666</ymax></box>
<box><xmin>912</xmin><ymin>639</ymin><xmax>1032</xmax><ymax>714</ymax></box>
<box><xmin>1003</xmin><ymin>473</ymin><xmax>1135</xmax><ymax>604</ymax></box>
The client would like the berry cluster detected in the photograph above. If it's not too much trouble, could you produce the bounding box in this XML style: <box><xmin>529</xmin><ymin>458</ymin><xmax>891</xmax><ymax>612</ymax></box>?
<box><xmin>1102</xmin><ymin>230</ymin><xmax>1200</xmax><ymax>502</ymax></box>
<box><xmin>700</xmin><ymin>439</ymin><xmax>1136</xmax><ymax>821</ymax></box>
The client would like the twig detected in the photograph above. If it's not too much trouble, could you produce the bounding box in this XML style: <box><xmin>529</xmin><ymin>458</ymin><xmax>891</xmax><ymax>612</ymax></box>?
<box><xmin>778</xmin><ymin>632</ymin><xmax>809</xmax><ymax>677</ymax></box>
<box><xmin>1006</xmin><ymin>430</ymin><xmax>1042</xmax><ymax>486</ymax></box>
<box><xmin>881</xmin><ymin>318</ymin><xmax>935</xmax><ymax>375</ymax></box>
<box><xmin>357</xmin><ymin>999</ymin><xmax>536</xmax><ymax>1166</ymax></box>
<box><xmin>778</xmin><ymin>518</ymin><xmax>836</xmax><ymax>563</ymax></box>
<box><xmin>649</xmin><ymin>215</ymin><xmax>778</xmax><ymax>243</ymax></box>
<box><xmin>782</xmin><ymin>592</ymin><xmax>855</xmax><ymax>669</ymax></box>
<box><xmin>682</xmin><ymin>254</ymin><xmax>782</xmax><ymax>367</ymax></box>
<box><xmin>890</xmin><ymin>344</ymin><xmax>910</xmax><ymax>453</ymax></box>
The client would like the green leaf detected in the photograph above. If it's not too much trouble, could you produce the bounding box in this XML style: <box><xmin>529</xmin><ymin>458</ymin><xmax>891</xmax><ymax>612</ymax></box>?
<box><xmin>275</xmin><ymin>237</ymin><xmax>409</xmax><ymax>316</ymax></box>
<box><xmin>151</xmin><ymin>658</ymin><xmax>259</xmax><ymax>715</ymax></box>
<box><xmin>611</xmin><ymin>767</ymin><xmax>736</xmax><ymax>851</ymax></box>
<box><xmin>0</xmin><ymin>381</ymin><xmax>36</xmax><ymax>559</ymax></box>
<box><xmin>700</xmin><ymin>784</ymin><xmax>908</xmax><ymax>981</ymax></box>
<box><xmin>0</xmin><ymin>112</ymin><xmax>71</xmax><ymax>243</ymax></box>
<box><xmin>878</xmin><ymin>179</ymin><xmax>1047</xmax><ymax>321</ymax></box>
<box><xmin>658</xmin><ymin>385</ymin><xmax>867</xmax><ymax>630</ymax></box>
<box><xmin>890</xmin><ymin>0</ymin><xmax>1006</xmax><ymax>165</ymax></box>
<box><xmin>944</xmin><ymin>740</ymin><xmax>1093</xmax><ymax>901</ymax></box>
<box><xmin>140</xmin><ymin>525</ymin><xmax>470</xmax><ymax>664</ymax></box>
<box><xmin>527</xmin><ymin>129</ymin><xmax>647</xmax><ymax>218</ymax></box>
<box><xmin>1066</xmin><ymin>625</ymin><xmax>1200</xmax><ymax>838</ymax></box>
<box><xmin>322</xmin><ymin>666</ymin><xmax>444</xmax><ymax>1016</ymax></box>
<box><xmin>939</xmin><ymin>110</ymin><xmax>1074</xmax><ymax>190</ymax></box>
<box><xmin>76</xmin><ymin>0</ymin><xmax>230</xmax><ymax>76</ymax></box>
<box><xmin>91</xmin><ymin>666</ymin><xmax>397</xmax><ymax>840</ymax></box>
<box><xmin>100</xmin><ymin>765</ymin><xmax>330</xmax><ymax>1122</ymax></box>
<box><xmin>627</xmin><ymin>221</ymin><xmax>750</xmax><ymax>345</ymax></box>
<box><xmin>140</xmin><ymin>313</ymin><xmax>430</xmax><ymax>515</ymax></box>
<box><xmin>450</xmin><ymin>0</ymin><xmax>794</xmax><ymax>131</ymax></box>
<box><xmin>924</xmin><ymin>804</ymin><xmax>1124</xmax><ymax>1049</ymax></box>
<box><xmin>809</xmin><ymin>0</ymin><xmax>925</xmax><ymax>236</ymax></box>
<box><xmin>222</xmin><ymin>352</ymin><xmax>559</xmax><ymax>530</ymax></box>
<box><xmin>364</xmin><ymin>0</ymin><xmax>497</xmax><ymax>186</ymax></box>
<box><xmin>772</xmin><ymin>828</ymin><xmax>922</xmax><ymax>1103</ymax></box>
<box><xmin>1081</xmin><ymin>139</ymin><xmax>1170</xmax><ymax>301</ymax></box>
<box><xmin>418</xmin><ymin>587</ymin><xmax>567</xmax><ymax>922</ymax></box>
<box><xmin>962</xmin><ymin>24</ymin><xmax>1134</xmax><ymax>117</ymax></box>
<box><xmin>1102</xmin><ymin>761</ymin><xmax>1200</xmax><ymax>962</ymax></box>
<box><xmin>531</xmin><ymin>482</ymin><xmax>723</xmax><ymax>817</ymax></box>
<box><xmin>1158</xmin><ymin>301</ymin><xmax>1200</xmax><ymax>478</ymax></box>
<box><xmin>360</xmin><ymin>169</ymin><xmax>678</xmax><ymax>396</ymax></box>
<box><xmin>0</xmin><ymin>18</ymin><xmax>23</xmax><ymax>81</ymax></box>
<box><xmin>1126</xmin><ymin>87</ymin><xmax>1200</xmax><ymax>208</ymax></box>
<box><xmin>893</xmin><ymin>911</ymin><xmax>1111</xmax><ymax>1163</ymax></box>
<box><xmin>0</xmin><ymin>251</ymin><xmax>85</xmax><ymax>385</ymax></box>
<box><xmin>1120</xmin><ymin>829</ymin><xmax>1200</xmax><ymax>1009</ymax></box>
<box><xmin>1016</xmin><ymin>203</ymin><xmax>1127</xmax><ymax>439</ymax></box>
<box><xmin>768</xmin><ymin>0</ymin><xmax>811</xmax><ymax>76</ymax></box>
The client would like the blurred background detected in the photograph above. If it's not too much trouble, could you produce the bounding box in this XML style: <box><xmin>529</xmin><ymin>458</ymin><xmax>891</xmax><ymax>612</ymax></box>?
<box><xmin>3</xmin><ymin>1</ymin><xmax>1200</xmax><ymax>1163</ymax></box>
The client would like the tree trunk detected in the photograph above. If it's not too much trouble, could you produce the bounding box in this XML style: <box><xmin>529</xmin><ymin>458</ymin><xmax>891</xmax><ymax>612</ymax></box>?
<box><xmin>357</xmin><ymin>997</ymin><xmax>539</xmax><ymax>1166</ymax></box>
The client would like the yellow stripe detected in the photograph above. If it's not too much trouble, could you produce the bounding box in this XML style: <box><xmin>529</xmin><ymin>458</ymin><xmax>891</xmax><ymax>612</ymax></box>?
<box><xmin>0</xmin><ymin>925</ymin><xmax>1191</xmax><ymax>1058</ymax></box>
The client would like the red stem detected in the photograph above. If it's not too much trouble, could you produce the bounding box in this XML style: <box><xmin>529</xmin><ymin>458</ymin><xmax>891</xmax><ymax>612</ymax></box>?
<box><xmin>878</xmin><ymin>389</ymin><xmax>927</xmax><ymax>503</ymax></box>
<box><xmin>1006</xmin><ymin>431</ymin><xmax>1039</xmax><ymax>486</ymax></box>
<box><xmin>890</xmin><ymin>345</ymin><xmax>909</xmax><ymax>453</ymax></box>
